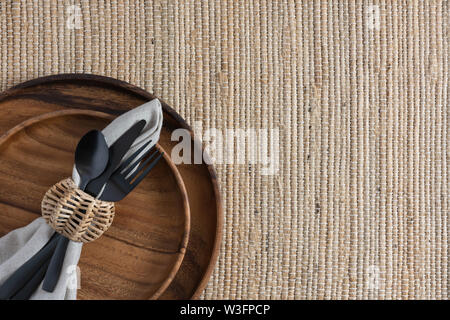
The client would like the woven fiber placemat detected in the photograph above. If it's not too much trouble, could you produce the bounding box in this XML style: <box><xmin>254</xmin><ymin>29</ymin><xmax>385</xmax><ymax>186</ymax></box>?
<box><xmin>0</xmin><ymin>1</ymin><xmax>448</xmax><ymax>299</ymax></box>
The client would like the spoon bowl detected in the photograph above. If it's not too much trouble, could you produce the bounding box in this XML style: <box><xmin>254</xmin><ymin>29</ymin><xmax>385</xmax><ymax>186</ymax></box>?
<box><xmin>75</xmin><ymin>130</ymin><xmax>109</xmax><ymax>190</ymax></box>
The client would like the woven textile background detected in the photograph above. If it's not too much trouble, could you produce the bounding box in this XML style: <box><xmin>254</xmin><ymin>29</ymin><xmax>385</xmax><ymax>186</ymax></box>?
<box><xmin>0</xmin><ymin>1</ymin><xmax>448</xmax><ymax>299</ymax></box>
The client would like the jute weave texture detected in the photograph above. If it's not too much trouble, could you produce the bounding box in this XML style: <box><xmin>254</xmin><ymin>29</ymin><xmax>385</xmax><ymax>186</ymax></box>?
<box><xmin>0</xmin><ymin>1</ymin><xmax>448</xmax><ymax>299</ymax></box>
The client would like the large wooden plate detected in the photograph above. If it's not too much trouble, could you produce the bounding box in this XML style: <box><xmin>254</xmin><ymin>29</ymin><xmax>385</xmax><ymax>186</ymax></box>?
<box><xmin>0</xmin><ymin>74</ymin><xmax>222</xmax><ymax>299</ymax></box>
<box><xmin>0</xmin><ymin>109</ymin><xmax>190</xmax><ymax>299</ymax></box>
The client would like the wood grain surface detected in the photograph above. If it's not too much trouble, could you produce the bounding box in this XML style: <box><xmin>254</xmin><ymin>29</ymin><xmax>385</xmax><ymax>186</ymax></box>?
<box><xmin>0</xmin><ymin>110</ymin><xmax>190</xmax><ymax>299</ymax></box>
<box><xmin>0</xmin><ymin>74</ymin><xmax>222</xmax><ymax>299</ymax></box>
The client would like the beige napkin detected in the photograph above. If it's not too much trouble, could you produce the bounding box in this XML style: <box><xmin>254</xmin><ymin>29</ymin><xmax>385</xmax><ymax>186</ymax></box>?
<box><xmin>0</xmin><ymin>99</ymin><xmax>163</xmax><ymax>299</ymax></box>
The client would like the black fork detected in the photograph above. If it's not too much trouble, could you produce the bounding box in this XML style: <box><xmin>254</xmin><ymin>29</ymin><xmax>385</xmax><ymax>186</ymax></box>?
<box><xmin>99</xmin><ymin>142</ymin><xmax>164</xmax><ymax>202</ymax></box>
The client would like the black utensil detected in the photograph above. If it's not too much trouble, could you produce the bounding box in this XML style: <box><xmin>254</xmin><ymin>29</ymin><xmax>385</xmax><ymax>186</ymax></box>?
<box><xmin>11</xmin><ymin>256</ymin><xmax>52</xmax><ymax>300</ymax></box>
<box><xmin>85</xmin><ymin>120</ymin><xmax>147</xmax><ymax>197</ymax></box>
<box><xmin>42</xmin><ymin>130</ymin><xmax>109</xmax><ymax>293</ymax></box>
<box><xmin>99</xmin><ymin>141</ymin><xmax>164</xmax><ymax>202</ymax></box>
<box><xmin>0</xmin><ymin>233</ymin><xmax>59</xmax><ymax>300</ymax></box>
<box><xmin>75</xmin><ymin>130</ymin><xmax>109</xmax><ymax>190</ymax></box>
<box><xmin>41</xmin><ymin>233</ymin><xmax>70</xmax><ymax>292</ymax></box>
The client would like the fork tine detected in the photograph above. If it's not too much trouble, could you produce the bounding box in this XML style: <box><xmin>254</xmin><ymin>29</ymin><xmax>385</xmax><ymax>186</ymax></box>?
<box><xmin>122</xmin><ymin>146</ymin><xmax>157</xmax><ymax>179</ymax></box>
<box><xmin>129</xmin><ymin>152</ymin><xmax>164</xmax><ymax>189</ymax></box>
<box><xmin>125</xmin><ymin>148</ymin><xmax>159</xmax><ymax>182</ymax></box>
<box><xmin>116</xmin><ymin>140</ymin><xmax>152</xmax><ymax>172</ymax></box>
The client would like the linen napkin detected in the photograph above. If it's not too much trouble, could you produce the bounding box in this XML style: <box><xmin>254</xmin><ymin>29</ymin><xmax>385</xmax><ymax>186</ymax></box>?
<box><xmin>0</xmin><ymin>99</ymin><xmax>163</xmax><ymax>300</ymax></box>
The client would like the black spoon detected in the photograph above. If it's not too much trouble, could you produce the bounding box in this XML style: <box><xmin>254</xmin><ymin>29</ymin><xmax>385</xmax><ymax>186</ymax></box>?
<box><xmin>74</xmin><ymin>130</ymin><xmax>110</xmax><ymax>191</ymax></box>
<box><xmin>42</xmin><ymin>130</ymin><xmax>109</xmax><ymax>292</ymax></box>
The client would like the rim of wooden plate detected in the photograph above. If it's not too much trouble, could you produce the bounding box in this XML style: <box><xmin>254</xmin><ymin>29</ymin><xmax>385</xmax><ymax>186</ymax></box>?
<box><xmin>0</xmin><ymin>108</ymin><xmax>191</xmax><ymax>300</ymax></box>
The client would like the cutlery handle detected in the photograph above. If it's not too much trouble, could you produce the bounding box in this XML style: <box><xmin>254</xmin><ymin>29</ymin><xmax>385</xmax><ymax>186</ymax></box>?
<box><xmin>78</xmin><ymin>178</ymin><xmax>88</xmax><ymax>191</ymax></box>
<box><xmin>42</xmin><ymin>235</ymin><xmax>70</xmax><ymax>292</ymax></box>
<box><xmin>0</xmin><ymin>232</ymin><xmax>58</xmax><ymax>300</ymax></box>
<box><xmin>11</xmin><ymin>256</ymin><xmax>52</xmax><ymax>300</ymax></box>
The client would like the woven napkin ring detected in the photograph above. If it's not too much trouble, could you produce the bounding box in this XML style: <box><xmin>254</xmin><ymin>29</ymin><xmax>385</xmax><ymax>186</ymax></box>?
<box><xmin>41</xmin><ymin>178</ymin><xmax>115</xmax><ymax>243</ymax></box>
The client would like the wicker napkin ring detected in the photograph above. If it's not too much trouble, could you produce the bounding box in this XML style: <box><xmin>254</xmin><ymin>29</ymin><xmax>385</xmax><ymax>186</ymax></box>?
<box><xmin>41</xmin><ymin>178</ymin><xmax>115</xmax><ymax>243</ymax></box>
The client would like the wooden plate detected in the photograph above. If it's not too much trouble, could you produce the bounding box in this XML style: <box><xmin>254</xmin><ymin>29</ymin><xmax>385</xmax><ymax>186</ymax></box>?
<box><xmin>0</xmin><ymin>109</ymin><xmax>190</xmax><ymax>299</ymax></box>
<box><xmin>0</xmin><ymin>74</ymin><xmax>222</xmax><ymax>299</ymax></box>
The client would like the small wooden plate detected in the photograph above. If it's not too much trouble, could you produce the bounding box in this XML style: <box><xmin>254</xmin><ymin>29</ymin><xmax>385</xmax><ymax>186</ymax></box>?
<box><xmin>0</xmin><ymin>109</ymin><xmax>190</xmax><ymax>299</ymax></box>
<box><xmin>0</xmin><ymin>74</ymin><xmax>222</xmax><ymax>299</ymax></box>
